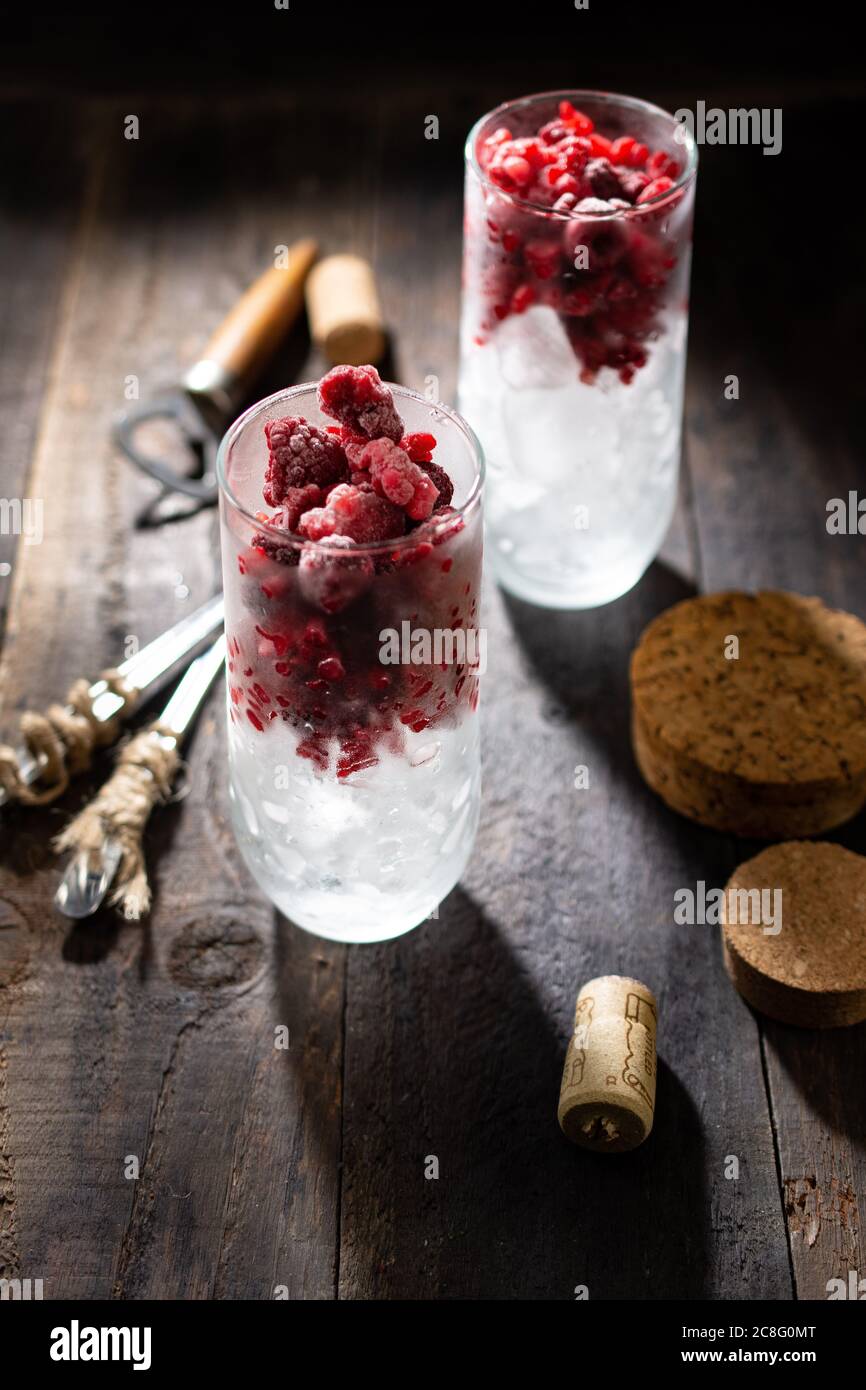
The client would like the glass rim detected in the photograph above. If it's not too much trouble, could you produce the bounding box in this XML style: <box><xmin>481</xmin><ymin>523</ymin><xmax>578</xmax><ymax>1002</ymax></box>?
<box><xmin>216</xmin><ymin>380</ymin><xmax>486</xmax><ymax>557</ymax></box>
<box><xmin>465</xmin><ymin>88</ymin><xmax>698</xmax><ymax>220</ymax></box>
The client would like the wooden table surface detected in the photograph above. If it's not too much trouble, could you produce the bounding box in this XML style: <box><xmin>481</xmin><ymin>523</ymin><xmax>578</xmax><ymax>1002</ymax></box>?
<box><xmin>0</xmin><ymin>80</ymin><xmax>863</xmax><ymax>1301</ymax></box>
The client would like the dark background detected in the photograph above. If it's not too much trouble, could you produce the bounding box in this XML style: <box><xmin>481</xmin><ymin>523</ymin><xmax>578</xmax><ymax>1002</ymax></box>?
<box><xmin>0</xmin><ymin>0</ymin><xmax>859</xmax><ymax>93</ymax></box>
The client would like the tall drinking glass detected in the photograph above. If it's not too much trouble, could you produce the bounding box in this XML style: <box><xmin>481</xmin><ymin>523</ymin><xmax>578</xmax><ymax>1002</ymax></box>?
<box><xmin>218</xmin><ymin>384</ymin><xmax>485</xmax><ymax>943</ymax></box>
<box><xmin>459</xmin><ymin>91</ymin><xmax>697</xmax><ymax>609</ymax></box>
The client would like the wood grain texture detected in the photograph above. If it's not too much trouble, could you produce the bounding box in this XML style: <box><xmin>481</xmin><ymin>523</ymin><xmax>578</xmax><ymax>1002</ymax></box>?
<box><xmin>684</xmin><ymin>98</ymin><xmax>866</xmax><ymax>1301</ymax></box>
<box><xmin>0</xmin><ymin>85</ymin><xmax>861</xmax><ymax>1301</ymax></box>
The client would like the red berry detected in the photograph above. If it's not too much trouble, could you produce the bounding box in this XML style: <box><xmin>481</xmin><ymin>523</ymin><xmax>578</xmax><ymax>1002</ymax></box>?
<box><xmin>358</xmin><ymin>438</ymin><xmax>439</xmax><ymax>521</ymax></box>
<box><xmin>510</xmin><ymin>283</ymin><xmax>535</xmax><ymax>314</ymax></box>
<box><xmin>525</xmin><ymin>239</ymin><xmax>561</xmax><ymax>280</ymax></box>
<box><xmin>538</xmin><ymin>120</ymin><xmax>571</xmax><ymax>145</ymax></box>
<box><xmin>318</xmin><ymin>656</ymin><xmax>345</xmax><ymax>681</ymax></box>
<box><xmin>317</xmin><ymin>364</ymin><xmax>404</xmax><ymax>442</ymax></box>
<box><xmin>609</xmin><ymin>135</ymin><xmax>635</xmax><ymax>164</ymax></box>
<box><xmin>558</xmin><ymin>100</ymin><xmax>594</xmax><ymax>135</ymax></box>
<box><xmin>400</xmin><ymin>431</ymin><xmax>437</xmax><ymax>463</ymax></box>
<box><xmin>502</xmin><ymin>155</ymin><xmax>532</xmax><ymax>187</ymax></box>
<box><xmin>421</xmin><ymin>461</ymin><xmax>454</xmax><ymax>511</ymax></box>
<box><xmin>275</xmin><ymin>484</ymin><xmax>323</xmax><ymax>533</ymax></box>
<box><xmin>298</xmin><ymin>505</ymin><xmax>337</xmax><ymax>541</ymax></box>
<box><xmin>263</xmin><ymin>417</ymin><xmax>348</xmax><ymax>506</ymax></box>
<box><xmin>636</xmin><ymin>176</ymin><xmax>674</xmax><ymax>204</ymax></box>
<box><xmin>648</xmin><ymin>150</ymin><xmax>680</xmax><ymax>179</ymax></box>
<box><xmin>553</xmin><ymin>172</ymin><xmax>581</xmax><ymax>196</ymax></box>
<box><xmin>583</xmin><ymin>157</ymin><xmax>622</xmax><ymax>200</ymax></box>
<box><xmin>561</xmin><ymin>288</ymin><xmax>596</xmax><ymax>317</ymax></box>
<box><xmin>558</xmin><ymin>136</ymin><xmax>592</xmax><ymax>171</ymax></box>
<box><xmin>617</xmin><ymin>168</ymin><xmax>652</xmax><ymax>201</ymax></box>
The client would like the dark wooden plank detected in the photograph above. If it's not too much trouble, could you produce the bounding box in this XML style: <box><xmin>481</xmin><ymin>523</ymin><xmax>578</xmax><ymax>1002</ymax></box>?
<box><xmin>0</xmin><ymin>94</ymin><xmax>364</xmax><ymax>1298</ymax></box>
<box><xmin>0</xmin><ymin>96</ymin><xmax>101</xmax><ymax>1290</ymax></box>
<box><xmin>335</xmin><ymin>91</ymin><xmax>792</xmax><ymax>1300</ymax></box>
<box><xmin>0</xmin><ymin>102</ymin><xmax>94</xmax><ymax>644</ymax></box>
<box><xmin>683</xmin><ymin>97</ymin><xmax>866</xmax><ymax>1301</ymax></box>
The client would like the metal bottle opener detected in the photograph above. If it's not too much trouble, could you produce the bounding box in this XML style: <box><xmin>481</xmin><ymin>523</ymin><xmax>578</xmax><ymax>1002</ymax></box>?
<box><xmin>113</xmin><ymin>240</ymin><xmax>317</xmax><ymax>507</ymax></box>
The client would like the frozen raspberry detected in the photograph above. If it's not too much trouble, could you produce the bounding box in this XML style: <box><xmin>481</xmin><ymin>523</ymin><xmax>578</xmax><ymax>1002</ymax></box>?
<box><xmin>557</xmin><ymin>136</ymin><xmax>592</xmax><ymax>172</ymax></box>
<box><xmin>298</xmin><ymin>536</ymin><xmax>374</xmax><ymax>613</ymax></box>
<box><xmin>251</xmin><ymin>486</ymin><xmax>323</xmax><ymax>564</ymax></box>
<box><xmin>357</xmin><ymin>438</ymin><xmax>439</xmax><ymax>521</ymax></box>
<box><xmin>558</xmin><ymin>100</ymin><xmax>594</xmax><ymax>135</ymax></box>
<box><xmin>317</xmin><ymin>364</ymin><xmax>404</xmax><ymax>442</ymax></box>
<box><xmin>301</xmin><ymin>483</ymin><xmax>405</xmax><ymax>544</ymax></box>
<box><xmin>468</xmin><ymin>103</ymin><xmax>688</xmax><ymax>378</ymax></box>
<box><xmin>583</xmin><ymin>158</ymin><xmax>622</xmax><ymax>200</ymax></box>
<box><xmin>298</xmin><ymin>506</ymin><xmax>336</xmax><ymax>541</ymax></box>
<box><xmin>538</xmin><ymin>120</ymin><xmax>571</xmax><ymax>145</ymax></box>
<box><xmin>609</xmin><ymin>135</ymin><xmax>636</xmax><ymax>164</ymax></box>
<box><xmin>572</xmin><ymin>196</ymin><xmax>614</xmax><ymax>216</ymax></box>
<box><xmin>525</xmin><ymin>239</ymin><xmax>561</xmax><ymax>280</ymax></box>
<box><xmin>588</xmin><ymin>132</ymin><xmax>613</xmax><ymax>157</ymax></box>
<box><xmin>263</xmin><ymin>417</ymin><xmax>348</xmax><ymax>507</ymax></box>
<box><xmin>501</xmin><ymin>155</ymin><xmax>532</xmax><ymax>187</ymax></box>
<box><xmin>510</xmin><ymin>283</ymin><xmax>535</xmax><ymax>314</ymax></box>
<box><xmin>275</xmin><ymin>484</ymin><xmax>323</xmax><ymax>533</ymax></box>
<box><xmin>421</xmin><ymin>461</ymin><xmax>454</xmax><ymax>510</ymax></box>
<box><xmin>563</xmin><ymin>205</ymin><xmax>629</xmax><ymax>271</ymax></box>
<box><xmin>326</xmin><ymin>423</ymin><xmax>369</xmax><ymax>467</ymax></box>
<box><xmin>637</xmin><ymin>176</ymin><xmax>675</xmax><ymax>204</ymax></box>
<box><xmin>647</xmin><ymin>150</ymin><xmax>680</xmax><ymax>180</ymax></box>
<box><xmin>616</xmin><ymin>168</ymin><xmax>651</xmax><ymax>201</ymax></box>
<box><xmin>400</xmin><ymin>432</ymin><xmax>437</xmax><ymax>464</ymax></box>
<box><xmin>478</xmin><ymin>125</ymin><xmax>512</xmax><ymax>168</ymax></box>
<box><xmin>552</xmin><ymin>172</ymin><xmax>582</xmax><ymax>199</ymax></box>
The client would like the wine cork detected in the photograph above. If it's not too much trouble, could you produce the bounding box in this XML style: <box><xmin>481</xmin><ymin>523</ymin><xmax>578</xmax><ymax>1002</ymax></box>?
<box><xmin>558</xmin><ymin>975</ymin><xmax>657</xmax><ymax>1153</ymax></box>
<box><xmin>305</xmin><ymin>254</ymin><xmax>386</xmax><ymax>366</ymax></box>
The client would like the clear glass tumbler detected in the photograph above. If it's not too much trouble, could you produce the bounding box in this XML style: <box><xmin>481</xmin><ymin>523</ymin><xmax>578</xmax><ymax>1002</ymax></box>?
<box><xmin>459</xmin><ymin>90</ymin><xmax>697</xmax><ymax>609</ymax></box>
<box><xmin>218</xmin><ymin>384</ymin><xmax>485</xmax><ymax>943</ymax></box>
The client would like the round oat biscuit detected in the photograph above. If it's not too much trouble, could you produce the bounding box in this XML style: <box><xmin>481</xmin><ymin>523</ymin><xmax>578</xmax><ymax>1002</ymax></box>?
<box><xmin>721</xmin><ymin>841</ymin><xmax>866</xmax><ymax>1027</ymax></box>
<box><xmin>630</xmin><ymin>591</ymin><xmax>866</xmax><ymax>837</ymax></box>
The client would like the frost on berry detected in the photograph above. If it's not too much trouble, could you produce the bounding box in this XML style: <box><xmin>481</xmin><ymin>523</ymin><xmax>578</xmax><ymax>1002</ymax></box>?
<box><xmin>422</xmin><ymin>461</ymin><xmax>454</xmax><ymax>510</ymax></box>
<box><xmin>263</xmin><ymin>416</ymin><xmax>348</xmax><ymax>506</ymax></box>
<box><xmin>563</xmin><ymin>205</ymin><xmax>630</xmax><ymax>272</ymax></box>
<box><xmin>317</xmin><ymin>364</ymin><xmax>404</xmax><ymax>442</ymax></box>
<box><xmin>298</xmin><ymin>535</ymin><xmax>374</xmax><ymax>613</ymax></box>
<box><xmin>252</xmin><ymin>484</ymin><xmax>324</xmax><ymax>563</ymax></box>
<box><xmin>400</xmin><ymin>431</ymin><xmax>437</xmax><ymax>463</ymax></box>
<box><xmin>299</xmin><ymin>482</ymin><xmax>406</xmax><ymax>544</ymax></box>
<box><xmin>468</xmin><ymin>100</ymin><xmax>687</xmax><ymax>383</ymax></box>
<box><xmin>355</xmin><ymin>438</ymin><xmax>439</xmax><ymax>521</ymax></box>
<box><xmin>274</xmin><ymin>484</ymin><xmax>323</xmax><ymax>533</ymax></box>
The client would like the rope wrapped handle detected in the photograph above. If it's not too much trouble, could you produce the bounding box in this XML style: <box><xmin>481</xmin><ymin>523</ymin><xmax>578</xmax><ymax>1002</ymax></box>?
<box><xmin>53</xmin><ymin>722</ymin><xmax>181</xmax><ymax>920</ymax></box>
<box><xmin>0</xmin><ymin>670</ymin><xmax>138</xmax><ymax>806</ymax></box>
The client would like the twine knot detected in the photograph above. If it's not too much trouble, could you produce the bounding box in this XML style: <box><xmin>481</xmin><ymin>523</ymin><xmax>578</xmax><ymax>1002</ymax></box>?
<box><xmin>0</xmin><ymin>669</ymin><xmax>137</xmax><ymax>806</ymax></box>
<box><xmin>53</xmin><ymin>722</ymin><xmax>181</xmax><ymax>920</ymax></box>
